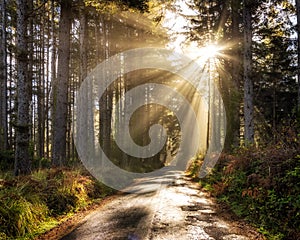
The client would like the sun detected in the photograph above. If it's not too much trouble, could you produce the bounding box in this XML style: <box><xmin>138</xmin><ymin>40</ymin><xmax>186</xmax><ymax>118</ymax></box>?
<box><xmin>182</xmin><ymin>43</ymin><xmax>221</xmax><ymax>65</ymax></box>
<box><xmin>199</xmin><ymin>44</ymin><xmax>220</xmax><ymax>59</ymax></box>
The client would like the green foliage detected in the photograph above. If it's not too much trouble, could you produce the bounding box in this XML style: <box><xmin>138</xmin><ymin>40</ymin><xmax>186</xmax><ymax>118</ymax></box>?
<box><xmin>0</xmin><ymin>179</ymin><xmax>48</xmax><ymax>238</ymax></box>
<box><xmin>198</xmin><ymin>124</ymin><xmax>300</xmax><ymax>239</ymax></box>
<box><xmin>0</xmin><ymin>194</ymin><xmax>48</xmax><ymax>238</ymax></box>
<box><xmin>252</xmin><ymin>1</ymin><xmax>297</xmax><ymax>130</ymax></box>
<box><xmin>186</xmin><ymin>157</ymin><xmax>203</xmax><ymax>180</ymax></box>
<box><xmin>0</xmin><ymin>168</ymin><xmax>115</xmax><ymax>239</ymax></box>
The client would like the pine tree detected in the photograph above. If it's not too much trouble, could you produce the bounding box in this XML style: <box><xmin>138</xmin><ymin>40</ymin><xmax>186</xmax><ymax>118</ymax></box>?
<box><xmin>243</xmin><ymin>0</ymin><xmax>254</xmax><ymax>144</ymax></box>
<box><xmin>0</xmin><ymin>0</ymin><xmax>8</xmax><ymax>151</ymax></box>
<box><xmin>296</xmin><ymin>0</ymin><xmax>300</xmax><ymax>114</ymax></box>
<box><xmin>52</xmin><ymin>0</ymin><xmax>72</xmax><ymax>166</ymax></box>
<box><xmin>15</xmin><ymin>0</ymin><xmax>31</xmax><ymax>175</ymax></box>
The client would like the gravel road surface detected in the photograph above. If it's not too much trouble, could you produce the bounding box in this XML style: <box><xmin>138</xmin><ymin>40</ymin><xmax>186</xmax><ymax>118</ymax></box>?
<box><xmin>61</xmin><ymin>169</ymin><xmax>263</xmax><ymax>240</ymax></box>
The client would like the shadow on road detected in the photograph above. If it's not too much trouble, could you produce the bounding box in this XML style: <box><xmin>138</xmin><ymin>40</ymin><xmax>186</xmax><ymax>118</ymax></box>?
<box><xmin>61</xmin><ymin>207</ymin><xmax>149</xmax><ymax>240</ymax></box>
<box><xmin>108</xmin><ymin>207</ymin><xmax>149</xmax><ymax>230</ymax></box>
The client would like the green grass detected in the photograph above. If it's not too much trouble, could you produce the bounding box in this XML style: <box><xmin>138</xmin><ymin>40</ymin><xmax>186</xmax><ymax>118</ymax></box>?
<box><xmin>0</xmin><ymin>167</ymin><xmax>115</xmax><ymax>239</ymax></box>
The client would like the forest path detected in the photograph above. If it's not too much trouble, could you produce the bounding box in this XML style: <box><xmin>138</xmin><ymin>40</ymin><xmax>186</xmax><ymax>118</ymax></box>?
<box><xmin>60</xmin><ymin>170</ymin><xmax>263</xmax><ymax>240</ymax></box>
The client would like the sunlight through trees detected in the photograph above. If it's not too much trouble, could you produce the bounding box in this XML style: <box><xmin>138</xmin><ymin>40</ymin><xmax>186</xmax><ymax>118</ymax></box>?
<box><xmin>0</xmin><ymin>0</ymin><xmax>299</xmax><ymax>239</ymax></box>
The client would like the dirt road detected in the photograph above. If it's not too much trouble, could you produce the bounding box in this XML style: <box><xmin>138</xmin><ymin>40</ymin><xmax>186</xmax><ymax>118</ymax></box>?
<box><xmin>61</xmin><ymin>169</ymin><xmax>263</xmax><ymax>240</ymax></box>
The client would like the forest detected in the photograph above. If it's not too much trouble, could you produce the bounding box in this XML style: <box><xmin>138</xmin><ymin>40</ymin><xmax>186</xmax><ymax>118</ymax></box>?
<box><xmin>0</xmin><ymin>0</ymin><xmax>299</xmax><ymax>239</ymax></box>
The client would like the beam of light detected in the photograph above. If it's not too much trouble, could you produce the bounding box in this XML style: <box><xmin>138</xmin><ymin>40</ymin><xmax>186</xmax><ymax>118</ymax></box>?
<box><xmin>183</xmin><ymin>43</ymin><xmax>222</xmax><ymax>64</ymax></box>
<box><xmin>199</xmin><ymin>44</ymin><xmax>220</xmax><ymax>59</ymax></box>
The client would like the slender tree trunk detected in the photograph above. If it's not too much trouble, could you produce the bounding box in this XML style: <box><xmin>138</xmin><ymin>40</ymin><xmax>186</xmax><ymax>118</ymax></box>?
<box><xmin>15</xmin><ymin>0</ymin><xmax>31</xmax><ymax>175</ymax></box>
<box><xmin>8</xmin><ymin>48</ymin><xmax>13</xmax><ymax>148</ymax></box>
<box><xmin>0</xmin><ymin>0</ymin><xmax>8</xmax><ymax>151</ymax></box>
<box><xmin>296</xmin><ymin>0</ymin><xmax>300</xmax><ymax>114</ymax></box>
<box><xmin>223</xmin><ymin>0</ymin><xmax>241</xmax><ymax>150</ymax></box>
<box><xmin>38</xmin><ymin>12</ymin><xmax>45</xmax><ymax>160</ymax></box>
<box><xmin>243</xmin><ymin>0</ymin><xmax>254</xmax><ymax>144</ymax></box>
<box><xmin>80</xmin><ymin>7</ymin><xmax>87</xmax><ymax>82</ymax></box>
<box><xmin>52</xmin><ymin>0</ymin><xmax>72</xmax><ymax>166</ymax></box>
<box><xmin>27</xmin><ymin>0</ymin><xmax>33</xmax><ymax>158</ymax></box>
<box><xmin>99</xmin><ymin>20</ymin><xmax>112</xmax><ymax>157</ymax></box>
<box><xmin>45</xmin><ymin>6</ymin><xmax>51</xmax><ymax>160</ymax></box>
<box><xmin>78</xmin><ymin>7</ymin><xmax>94</xmax><ymax>162</ymax></box>
<box><xmin>50</xmin><ymin>0</ymin><xmax>56</xmax><ymax>160</ymax></box>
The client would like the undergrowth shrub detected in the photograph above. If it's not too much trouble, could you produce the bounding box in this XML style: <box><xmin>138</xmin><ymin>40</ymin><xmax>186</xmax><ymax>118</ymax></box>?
<box><xmin>0</xmin><ymin>179</ymin><xmax>48</xmax><ymax>239</ymax></box>
<box><xmin>0</xmin><ymin>168</ymin><xmax>115</xmax><ymax>239</ymax></box>
<box><xmin>197</xmin><ymin>123</ymin><xmax>300</xmax><ymax>239</ymax></box>
<box><xmin>0</xmin><ymin>195</ymin><xmax>48</xmax><ymax>238</ymax></box>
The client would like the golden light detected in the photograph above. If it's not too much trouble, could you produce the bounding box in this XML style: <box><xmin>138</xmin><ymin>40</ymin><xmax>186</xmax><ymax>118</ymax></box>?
<box><xmin>183</xmin><ymin>43</ymin><xmax>221</xmax><ymax>66</ymax></box>
<box><xmin>199</xmin><ymin>44</ymin><xmax>220</xmax><ymax>59</ymax></box>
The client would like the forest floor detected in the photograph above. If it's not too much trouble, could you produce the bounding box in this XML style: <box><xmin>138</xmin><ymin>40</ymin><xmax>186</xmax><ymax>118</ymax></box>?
<box><xmin>36</xmin><ymin>169</ymin><xmax>265</xmax><ymax>240</ymax></box>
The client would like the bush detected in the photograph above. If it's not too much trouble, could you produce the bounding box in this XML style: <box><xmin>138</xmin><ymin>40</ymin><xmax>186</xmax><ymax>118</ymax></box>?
<box><xmin>0</xmin><ymin>185</ymin><xmax>48</xmax><ymax>238</ymax></box>
<box><xmin>0</xmin><ymin>168</ymin><xmax>115</xmax><ymax>239</ymax></box>
<box><xmin>198</xmin><ymin>124</ymin><xmax>300</xmax><ymax>239</ymax></box>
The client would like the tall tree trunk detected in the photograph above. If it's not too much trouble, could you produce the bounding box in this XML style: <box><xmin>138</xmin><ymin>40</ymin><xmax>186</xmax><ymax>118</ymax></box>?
<box><xmin>8</xmin><ymin>47</ymin><xmax>13</xmax><ymax>148</ymax></box>
<box><xmin>243</xmin><ymin>0</ymin><xmax>254</xmax><ymax>144</ymax></box>
<box><xmin>15</xmin><ymin>0</ymin><xmax>31</xmax><ymax>175</ymax></box>
<box><xmin>296</xmin><ymin>0</ymin><xmax>300</xmax><ymax>114</ymax></box>
<box><xmin>45</xmin><ymin>5</ymin><xmax>51</xmax><ymax>160</ymax></box>
<box><xmin>223</xmin><ymin>0</ymin><xmax>241</xmax><ymax>150</ymax></box>
<box><xmin>50</xmin><ymin>0</ymin><xmax>57</xmax><ymax>160</ymax></box>
<box><xmin>37</xmin><ymin>12</ymin><xmax>45</xmax><ymax>160</ymax></box>
<box><xmin>99</xmin><ymin>20</ymin><xmax>112</xmax><ymax>158</ymax></box>
<box><xmin>52</xmin><ymin>0</ymin><xmax>72</xmax><ymax>166</ymax></box>
<box><xmin>78</xmin><ymin>6</ymin><xmax>93</xmax><ymax>161</ymax></box>
<box><xmin>45</xmin><ymin>31</ymin><xmax>49</xmax><ymax>160</ymax></box>
<box><xmin>0</xmin><ymin>0</ymin><xmax>8</xmax><ymax>151</ymax></box>
<box><xmin>79</xmin><ymin>7</ymin><xmax>87</xmax><ymax>82</ymax></box>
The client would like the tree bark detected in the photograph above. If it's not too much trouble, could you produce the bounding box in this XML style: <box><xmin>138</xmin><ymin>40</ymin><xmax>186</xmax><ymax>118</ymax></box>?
<box><xmin>50</xmin><ymin>0</ymin><xmax>57</xmax><ymax>160</ymax></box>
<box><xmin>243</xmin><ymin>0</ymin><xmax>254</xmax><ymax>144</ymax></box>
<box><xmin>99</xmin><ymin>20</ymin><xmax>112</xmax><ymax>158</ymax></box>
<box><xmin>52</xmin><ymin>0</ymin><xmax>72</xmax><ymax>166</ymax></box>
<box><xmin>296</xmin><ymin>0</ymin><xmax>300</xmax><ymax>114</ymax></box>
<box><xmin>80</xmin><ymin>7</ymin><xmax>88</xmax><ymax>82</ymax></box>
<box><xmin>45</xmin><ymin>5</ymin><xmax>51</xmax><ymax>160</ymax></box>
<box><xmin>37</xmin><ymin>10</ymin><xmax>45</xmax><ymax>160</ymax></box>
<box><xmin>0</xmin><ymin>0</ymin><xmax>8</xmax><ymax>151</ymax></box>
<box><xmin>15</xmin><ymin>0</ymin><xmax>31</xmax><ymax>175</ymax></box>
<box><xmin>227</xmin><ymin>0</ymin><xmax>242</xmax><ymax>149</ymax></box>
